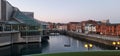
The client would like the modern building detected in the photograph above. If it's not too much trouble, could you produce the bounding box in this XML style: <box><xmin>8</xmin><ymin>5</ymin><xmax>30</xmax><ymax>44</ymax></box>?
<box><xmin>0</xmin><ymin>0</ymin><xmax>13</xmax><ymax>22</ymax></box>
<box><xmin>0</xmin><ymin>0</ymin><xmax>46</xmax><ymax>46</ymax></box>
<box><xmin>23</xmin><ymin>12</ymin><xmax>34</xmax><ymax>18</ymax></box>
<box><xmin>36</xmin><ymin>20</ymin><xmax>49</xmax><ymax>30</ymax></box>
<box><xmin>0</xmin><ymin>0</ymin><xmax>41</xmax><ymax>32</ymax></box>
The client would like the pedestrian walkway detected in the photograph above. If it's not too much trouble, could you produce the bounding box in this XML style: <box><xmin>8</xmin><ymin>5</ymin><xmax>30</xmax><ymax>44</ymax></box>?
<box><xmin>74</xmin><ymin>32</ymin><xmax>120</xmax><ymax>41</ymax></box>
<box><xmin>87</xmin><ymin>34</ymin><xmax>120</xmax><ymax>41</ymax></box>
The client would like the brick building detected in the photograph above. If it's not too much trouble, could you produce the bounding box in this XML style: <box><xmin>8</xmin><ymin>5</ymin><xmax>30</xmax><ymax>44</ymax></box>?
<box><xmin>67</xmin><ymin>20</ymin><xmax>99</xmax><ymax>33</ymax></box>
<box><xmin>48</xmin><ymin>20</ymin><xmax>120</xmax><ymax>36</ymax></box>
<box><xmin>67</xmin><ymin>22</ymin><xmax>81</xmax><ymax>32</ymax></box>
<box><xmin>48</xmin><ymin>23</ymin><xmax>57</xmax><ymax>30</ymax></box>
<box><xmin>116</xmin><ymin>24</ymin><xmax>120</xmax><ymax>36</ymax></box>
<box><xmin>96</xmin><ymin>24</ymin><xmax>120</xmax><ymax>36</ymax></box>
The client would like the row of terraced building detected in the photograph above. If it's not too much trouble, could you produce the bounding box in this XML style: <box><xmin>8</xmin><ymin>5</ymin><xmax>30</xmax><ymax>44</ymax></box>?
<box><xmin>49</xmin><ymin>20</ymin><xmax>120</xmax><ymax>36</ymax></box>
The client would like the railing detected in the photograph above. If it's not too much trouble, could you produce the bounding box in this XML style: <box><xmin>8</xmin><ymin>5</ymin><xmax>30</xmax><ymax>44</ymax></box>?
<box><xmin>20</xmin><ymin>30</ymin><xmax>41</xmax><ymax>36</ymax></box>
<box><xmin>0</xmin><ymin>31</ymin><xmax>19</xmax><ymax>34</ymax></box>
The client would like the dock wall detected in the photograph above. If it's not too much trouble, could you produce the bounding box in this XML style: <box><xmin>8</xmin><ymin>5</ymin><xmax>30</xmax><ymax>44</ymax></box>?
<box><xmin>0</xmin><ymin>31</ymin><xmax>41</xmax><ymax>47</ymax></box>
<box><xmin>60</xmin><ymin>30</ymin><xmax>119</xmax><ymax>49</ymax></box>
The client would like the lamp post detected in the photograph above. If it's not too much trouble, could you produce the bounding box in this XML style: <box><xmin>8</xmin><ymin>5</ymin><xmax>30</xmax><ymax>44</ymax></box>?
<box><xmin>112</xmin><ymin>41</ymin><xmax>120</xmax><ymax>50</ymax></box>
<box><xmin>84</xmin><ymin>43</ymin><xmax>93</xmax><ymax>51</ymax></box>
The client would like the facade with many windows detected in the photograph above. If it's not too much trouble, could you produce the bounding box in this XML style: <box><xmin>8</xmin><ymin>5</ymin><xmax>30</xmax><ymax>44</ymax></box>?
<box><xmin>0</xmin><ymin>0</ymin><xmax>42</xmax><ymax>32</ymax></box>
<box><xmin>96</xmin><ymin>24</ymin><xmax>120</xmax><ymax>36</ymax></box>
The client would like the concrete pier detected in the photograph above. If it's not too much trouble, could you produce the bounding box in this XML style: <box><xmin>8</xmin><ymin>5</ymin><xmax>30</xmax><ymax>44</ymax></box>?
<box><xmin>0</xmin><ymin>31</ymin><xmax>41</xmax><ymax>47</ymax></box>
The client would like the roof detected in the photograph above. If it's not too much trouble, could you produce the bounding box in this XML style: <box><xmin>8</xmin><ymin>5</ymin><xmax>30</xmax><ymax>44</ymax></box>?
<box><xmin>55</xmin><ymin>23</ymin><xmax>67</xmax><ymax>25</ymax></box>
<box><xmin>106</xmin><ymin>23</ymin><xmax>120</xmax><ymax>26</ymax></box>
<box><xmin>6</xmin><ymin>21</ymin><xmax>21</xmax><ymax>24</ymax></box>
<box><xmin>69</xmin><ymin>22</ymin><xmax>81</xmax><ymax>24</ymax></box>
<box><xmin>36</xmin><ymin>20</ymin><xmax>49</xmax><ymax>26</ymax></box>
<box><xmin>12</xmin><ymin>8</ymin><xmax>40</xmax><ymax>26</ymax></box>
<box><xmin>96</xmin><ymin>23</ymin><xmax>120</xmax><ymax>26</ymax></box>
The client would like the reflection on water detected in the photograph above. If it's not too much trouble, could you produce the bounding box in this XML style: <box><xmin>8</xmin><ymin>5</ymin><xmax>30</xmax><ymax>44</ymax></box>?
<box><xmin>44</xmin><ymin>35</ymin><xmax>107</xmax><ymax>53</ymax></box>
<box><xmin>0</xmin><ymin>35</ymin><xmax>110</xmax><ymax>56</ymax></box>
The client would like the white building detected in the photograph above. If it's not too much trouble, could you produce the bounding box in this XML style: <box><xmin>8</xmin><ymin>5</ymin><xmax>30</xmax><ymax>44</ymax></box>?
<box><xmin>76</xmin><ymin>24</ymin><xmax>82</xmax><ymax>33</ymax></box>
<box><xmin>84</xmin><ymin>24</ymin><xmax>96</xmax><ymax>34</ymax></box>
<box><xmin>56</xmin><ymin>24</ymin><xmax>67</xmax><ymax>30</ymax></box>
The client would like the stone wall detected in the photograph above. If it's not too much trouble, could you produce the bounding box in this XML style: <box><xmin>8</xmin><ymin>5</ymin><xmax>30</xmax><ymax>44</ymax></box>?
<box><xmin>64</xmin><ymin>31</ymin><xmax>119</xmax><ymax>48</ymax></box>
<box><xmin>0</xmin><ymin>33</ymin><xmax>11</xmax><ymax>46</ymax></box>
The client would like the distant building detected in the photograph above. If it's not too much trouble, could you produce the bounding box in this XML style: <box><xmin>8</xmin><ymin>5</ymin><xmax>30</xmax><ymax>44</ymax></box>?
<box><xmin>48</xmin><ymin>23</ymin><xmax>57</xmax><ymax>30</ymax></box>
<box><xmin>56</xmin><ymin>23</ymin><xmax>67</xmax><ymax>30</ymax></box>
<box><xmin>67</xmin><ymin>22</ymin><xmax>81</xmax><ymax>32</ymax></box>
<box><xmin>101</xmin><ymin>19</ymin><xmax>110</xmax><ymax>24</ymax></box>
<box><xmin>81</xmin><ymin>20</ymin><xmax>97</xmax><ymax>33</ymax></box>
<box><xmin>76</xmin><ymin>23</ymin><xmax>82</xmax><ymax>32</ymax></box>
<box><xmin>84</xmin><ymin>24</ymin><xmax>96</xmax><ymax>34</ymax></box>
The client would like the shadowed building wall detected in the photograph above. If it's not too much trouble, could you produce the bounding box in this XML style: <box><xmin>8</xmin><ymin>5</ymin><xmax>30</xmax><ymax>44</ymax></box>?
<box><xmin>1</xmin><ymin>0</ymin><xmax>6</xmax><ymax>21</ymax></box>
<box><xmin>0</xmin><ymin>0</ymin><xmax>14</xmax><ymax>21</ymax></box>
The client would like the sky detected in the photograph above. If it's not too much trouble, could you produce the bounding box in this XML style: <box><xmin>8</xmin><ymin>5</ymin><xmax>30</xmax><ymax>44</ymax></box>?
<box><xmin>7</xmin><ymin>0</ymin><xmax>120</xmax><ymax>23</ymax></box>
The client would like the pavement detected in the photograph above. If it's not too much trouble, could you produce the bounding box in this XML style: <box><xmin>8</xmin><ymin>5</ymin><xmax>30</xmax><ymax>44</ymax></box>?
<box><xmin>74</xmin><ymin>32</ymin><xmax>120</xmax><ymax>41</ymax></box>
<box><xmin>87</xmin><ymin>34</ymin><xmax>120</xmax><ymax>41</ymax></box>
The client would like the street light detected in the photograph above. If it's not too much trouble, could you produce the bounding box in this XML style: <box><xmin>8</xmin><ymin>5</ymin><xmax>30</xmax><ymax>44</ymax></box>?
<box><xmin>117</xmin><ymin>42</ymin><xmax>120</xmax><ymax>45</ymax></box>
<box><xmin>112</xmin><ymin>41</ymin><xmax>120</xmax><ymax>50</ymax></box>
<box><xmin>84</xmin><ymin>43</ymin><xmax>93</xmax><ymax>51</ymax></box>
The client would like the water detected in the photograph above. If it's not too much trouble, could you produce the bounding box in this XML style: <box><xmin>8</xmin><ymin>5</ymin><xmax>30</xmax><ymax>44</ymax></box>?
<box><xmin>0</xmin><ymin>35</ymin><xmax>109</xmax><ymax>56</ymax></box>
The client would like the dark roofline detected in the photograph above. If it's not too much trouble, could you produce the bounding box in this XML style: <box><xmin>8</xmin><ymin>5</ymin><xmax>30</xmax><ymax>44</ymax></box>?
<box><xmin>106</xmin><ymin>23</ymin><xmax>120</xmax><ymax>26</ymax></box>
<box><xmin>69</xmin><ymin>22</ymin><xmax>81</xmax><ymax>24</ymax></box>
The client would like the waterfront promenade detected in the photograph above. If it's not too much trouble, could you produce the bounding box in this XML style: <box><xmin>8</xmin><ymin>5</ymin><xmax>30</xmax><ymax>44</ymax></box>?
<box><xmin>63</xmin><ymin>31</ymin><xmax>120</xmax><ymax>48</ymax></box>
<box><xmin>75</xmin><ymin>32</ymin><xmax>120</xmax><ymax>41</ymax></box>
